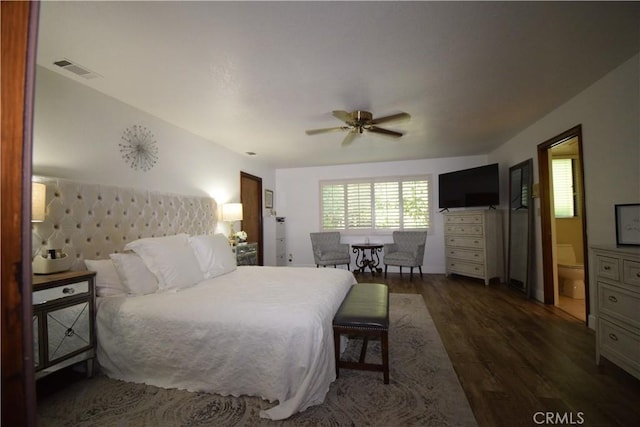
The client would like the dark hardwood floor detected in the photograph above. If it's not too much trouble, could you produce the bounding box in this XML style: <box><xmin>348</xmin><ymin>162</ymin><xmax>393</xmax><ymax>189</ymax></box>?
<box><xmin>358</xmin><ymin>272</ymin><xmax>640</xmax><ymax>427</ymax></box>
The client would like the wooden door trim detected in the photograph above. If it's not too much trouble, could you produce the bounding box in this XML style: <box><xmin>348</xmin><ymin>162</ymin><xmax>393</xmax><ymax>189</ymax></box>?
<box><xmin>537</xmin><ymin>125</ymin><xmax>589</xmax><ymax>318</ymax></box>
<box><xmin>240</xmin><ymin>172</ymin><xmax>264</xmax><ymax>265</ymax></box>
<box><xmin>1</xmin><ymin>1</ymin><xmax>39</xmax><ymax>425</ymax></box>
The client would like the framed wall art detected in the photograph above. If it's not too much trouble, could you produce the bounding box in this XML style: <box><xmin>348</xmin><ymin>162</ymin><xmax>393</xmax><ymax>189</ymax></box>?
<box><xmin>265</xmin><ymin>189</ymin><xmax>274</xmax><ymax>209</ymax></box>
<box><xmin>615</xmin><ymin>203</ymin><xmax>640</xmax><ymax>246</ymax></box>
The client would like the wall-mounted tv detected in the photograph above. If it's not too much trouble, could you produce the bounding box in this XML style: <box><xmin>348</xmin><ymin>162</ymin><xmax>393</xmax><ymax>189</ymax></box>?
<box><xmin>438</xmin><ymin>163</ymin><xmax>500</xmax><ymax>209</ymax></box>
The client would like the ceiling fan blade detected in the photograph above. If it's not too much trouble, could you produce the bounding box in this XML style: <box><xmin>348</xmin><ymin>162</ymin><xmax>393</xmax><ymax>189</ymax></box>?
<box><xmin>305</xmin><ymin>126</ymin><xmax>350</xmax><ymax>135</ymax></box>
<box><xmin>341</xmin><ymin>130</ymin><xmax>358</xmax><ymax>146</ymax></box>
<box><xmin>367</xmin><ymin>126</ymin><xmax>403</xmax><ymax>137</ymax></box>
<box><xmin>332</xmin><ymin>110</ymin><xmax>353</xmax><ymax>123</ymax></box>
<box><xmin>370</xmin><ymin>112</ymin><xmax>411</xmax><ymax>125</ymax></box>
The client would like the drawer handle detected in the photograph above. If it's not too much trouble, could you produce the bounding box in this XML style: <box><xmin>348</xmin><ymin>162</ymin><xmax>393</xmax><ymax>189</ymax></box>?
<box><xmin>604</xmin><ymin>266</ymin><xmax>611</xmax><ymax>271</ymax></box>
<box><xmin>608</xmin><ymin>295</ymin><xmax>618</xmax><ymax>303</ymax></box>
<box><xmin>62</xmin><ymin>287</ymin><xmax>75</xmax><ymax>295</ymax></box>
<box><xmin>473</xmin><ymin>241</ymin><xmax>479</xmax><ymax>244</ymax></box>
<box><xmin>474</xmin><ymin>254</ymin><xmax>479</xmax><ymax>257</ymax></box>
<box><xmin>637</xmin><ymin>272</ymin><xmax>640</xmax><ymax>278</ymax></box>
<box><xmin>65</xmin><ymin>328</ymin><xmax>75</xmax><ymax>337</ymax></box>
<box><xmin>608</xmin><ymin>333</ymin><xmax>618</xmax><ymax>341</ymax></box>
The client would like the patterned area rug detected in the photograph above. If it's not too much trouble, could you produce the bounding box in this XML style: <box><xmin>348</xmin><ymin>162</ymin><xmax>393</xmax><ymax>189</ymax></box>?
<box><xmin>37</xmin><ymin>293</ymin><xmax>477</xmax><ymax>426</ymax></box>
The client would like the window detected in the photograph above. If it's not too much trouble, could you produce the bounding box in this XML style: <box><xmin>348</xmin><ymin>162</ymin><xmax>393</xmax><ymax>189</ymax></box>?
<box><xmin>552</xmin><ymin>158</ymin><xmax>576</xmax><ymax>218</ymax></box>
<box><xmin>320</xmin><ymin>176</ymin><xmax>431</xmax><ymax>233</ymax></box>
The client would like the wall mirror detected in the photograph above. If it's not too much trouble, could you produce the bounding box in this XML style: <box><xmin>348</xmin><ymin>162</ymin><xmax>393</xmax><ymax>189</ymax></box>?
<box><xmin>508</xmin><ymin>159</ymin><xmax>534</xmax><ymax>296</ymax></box>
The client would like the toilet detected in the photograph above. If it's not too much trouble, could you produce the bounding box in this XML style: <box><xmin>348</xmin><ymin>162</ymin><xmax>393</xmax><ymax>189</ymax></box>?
<box><xmin>556</xmin><ymin>243</ymin><xmax>585</xmax><ymax>299</ymax></box>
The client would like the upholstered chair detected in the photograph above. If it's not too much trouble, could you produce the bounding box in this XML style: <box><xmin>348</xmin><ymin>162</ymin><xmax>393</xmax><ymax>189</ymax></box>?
<box><xmin>310</xmin><ymin>232</ymin><xmax>351</xmax><ymax>268</ymax></box>
<box><xmin>383</xmin><ymin>231</ymin><xmax>427</xmax><ymax>279</ymax></box>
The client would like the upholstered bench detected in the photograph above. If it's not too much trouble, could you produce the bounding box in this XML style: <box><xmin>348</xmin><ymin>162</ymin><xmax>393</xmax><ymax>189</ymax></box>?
<box><xmin>333</xmin><ymin>283</ymin><xmax>389</xmax><ymax>384</ymax></box>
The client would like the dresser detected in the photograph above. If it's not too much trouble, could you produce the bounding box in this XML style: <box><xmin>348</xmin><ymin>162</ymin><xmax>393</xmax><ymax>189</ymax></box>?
<box><xmin>235</xmin><ymin>242</ymin><xmax>259</xmax><ymax>266</ymax></box>
<box><xmin>32</xmin><ymin>270</ymin><xmax>96</xmax><ymax>379</ymax></box>
<box><xmin>276</xmin><ymin>217</ymin><xmax>287</xmax><ymax>266</ymax></box>
<box><xmin>443</xmin><ymin>209</ymin><xmax>503</xmax><ymax>285</ymax></box>
<box><xmin>591</xmin><ymin>245</ymin><xmax>640</xmax><ymax>380</ymax></box>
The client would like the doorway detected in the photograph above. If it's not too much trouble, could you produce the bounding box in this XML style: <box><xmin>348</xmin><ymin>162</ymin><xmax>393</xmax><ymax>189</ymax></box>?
<box><xmin>537</xmin><ymin>125</ymin><xmax>589</xmax><ymax>323</ymax></box>
<box><xmin>240</xmin><ymin>172</ymin><xmax>264</xmax><ymax>265</ymax></box>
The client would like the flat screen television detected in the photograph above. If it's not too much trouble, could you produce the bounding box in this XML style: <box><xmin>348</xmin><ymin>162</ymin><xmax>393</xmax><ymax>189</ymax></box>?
<box><xmin>438</xmin><ymin>163</ymin><xmax>500</xmax><ymax>209</ymax></box>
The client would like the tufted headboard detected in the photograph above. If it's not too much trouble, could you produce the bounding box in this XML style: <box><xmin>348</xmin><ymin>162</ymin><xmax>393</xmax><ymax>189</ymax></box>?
<box><xmin>31</xmin><ymin>178</ymin><xmax>217</xmax><ymax>270</ymax></box>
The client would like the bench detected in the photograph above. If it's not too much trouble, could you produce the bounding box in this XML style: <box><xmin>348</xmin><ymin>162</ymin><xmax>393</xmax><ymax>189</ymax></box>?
<box><xmin>333</xmin><ymin>283</ymin><xmax>389</xmax><ymax>384</ymax></box>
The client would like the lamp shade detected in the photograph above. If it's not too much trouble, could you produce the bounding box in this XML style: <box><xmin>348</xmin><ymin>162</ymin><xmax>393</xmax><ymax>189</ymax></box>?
<box><xmin>222</xmin><ymin>203</ymin><xmax>243</xmax><ymax>222</ymax></box>
<box><xmin>32</xmin><ymin>182</ymin><xmax>46</xmax><ymax>222</ymax></box>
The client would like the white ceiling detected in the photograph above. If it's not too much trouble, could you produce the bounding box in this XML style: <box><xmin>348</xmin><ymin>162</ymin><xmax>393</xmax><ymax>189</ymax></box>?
<box><xmin>36</xmin><ymin>1</ymin><xmax>639</xmax><ymax>169</ymax></box>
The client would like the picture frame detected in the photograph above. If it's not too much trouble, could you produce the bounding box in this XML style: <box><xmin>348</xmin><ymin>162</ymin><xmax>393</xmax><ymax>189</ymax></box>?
<box><xmin>615</xmin><ymin>203</ymin><xmax>640</xmax><ymax>246</ymax></box>
<box><xmin>265</xmin><ymin>189</ymin><xmax>274</xmax><ymax>209</ymax></box>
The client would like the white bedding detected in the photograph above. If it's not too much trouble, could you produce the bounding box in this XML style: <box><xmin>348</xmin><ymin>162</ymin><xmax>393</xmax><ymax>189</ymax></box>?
<box><xmin>96</xmin><ymin>266</ymin><xmax>356</xmax><ymax>420</ymax></box>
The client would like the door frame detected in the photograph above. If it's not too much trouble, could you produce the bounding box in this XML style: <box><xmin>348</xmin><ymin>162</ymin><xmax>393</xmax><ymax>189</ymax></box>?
<box><xmin>1</xmin><ymin>1</ymin><xmax>39</xmax><ymax>425</ymax></box>
<box><xmin>537</xmin><ymin>125</ymin><xmax>590</xmax><ymax>321</ymax></box>
<box><xmin>240</xmin><ymin>172</ymin><xmax>264</xmax><ymax>265</ymax></box>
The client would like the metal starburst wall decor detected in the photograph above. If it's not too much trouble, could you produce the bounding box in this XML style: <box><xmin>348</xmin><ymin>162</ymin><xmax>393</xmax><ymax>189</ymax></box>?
<box><xmin>119</xmin><ymin>125</ymin><xmax>159</xmax><ymax>171</ymax></box>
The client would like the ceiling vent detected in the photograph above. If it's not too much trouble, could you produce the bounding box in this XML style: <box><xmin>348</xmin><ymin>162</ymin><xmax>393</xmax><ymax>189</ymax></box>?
<box><xmin>53</xmin><ymin>59</ymin><xmax>101</xmax><ymax>79</ymax></box>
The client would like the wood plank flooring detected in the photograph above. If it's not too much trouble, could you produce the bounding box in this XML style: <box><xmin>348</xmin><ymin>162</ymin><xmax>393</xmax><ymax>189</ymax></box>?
<box><xmin>357</xmin><ymin>272</ymin><xmax>640</xmax><ymax>427</ymax></box>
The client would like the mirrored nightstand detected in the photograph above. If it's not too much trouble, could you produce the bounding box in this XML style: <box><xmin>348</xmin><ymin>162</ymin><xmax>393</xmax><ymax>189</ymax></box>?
<box><xmin>234</xmin><ymin>242</ymin><xmax>258</xmax><ymax>266</ymax></box>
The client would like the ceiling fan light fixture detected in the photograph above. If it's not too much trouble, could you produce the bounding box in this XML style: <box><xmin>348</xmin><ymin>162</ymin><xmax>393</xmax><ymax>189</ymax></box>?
<box><xmin>306</xmin><ymin>109</ymin><xmax>410</xmax><ymax>144</ymax></box>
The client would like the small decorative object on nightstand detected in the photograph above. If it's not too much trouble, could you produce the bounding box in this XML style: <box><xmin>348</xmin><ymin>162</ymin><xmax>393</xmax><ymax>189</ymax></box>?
<box><xmin>32</xmin><ymin>270</ymin><xmax>96</xmax><ymax>379</ymax></box>
<box><xmin>234</xmin><ymin>242</ymin><xmax>258</xmax><ymax>266</ymax></box>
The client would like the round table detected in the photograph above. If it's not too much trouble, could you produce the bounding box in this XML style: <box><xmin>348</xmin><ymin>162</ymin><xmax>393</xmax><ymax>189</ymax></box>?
<box><xmin>351</xmin><ymin>243</ymin><xmax>384</xmax><ymax>275</ymax></box>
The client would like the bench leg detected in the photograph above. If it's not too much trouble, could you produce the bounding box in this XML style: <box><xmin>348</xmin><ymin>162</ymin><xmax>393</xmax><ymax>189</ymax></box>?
<box><xmin>333</xmin><ymin>327</ymin><xmax>341</xmax><ymax>379</ymax></box>
<box><xmin>381</xmin><ymin>330</ymin><xmax>389</xmax><ymax>384</ymax></box>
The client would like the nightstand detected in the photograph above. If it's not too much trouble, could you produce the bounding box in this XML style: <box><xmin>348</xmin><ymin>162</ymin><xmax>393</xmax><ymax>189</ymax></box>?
<box><xmin>235</xmin><ymin>242</ymin><xmax>258</xmax><ymax>266</ymax></box>
<box><xmin>32</xmin><ymin>270</ymin><xmax>96</xmax><ymax>379</ymax></box>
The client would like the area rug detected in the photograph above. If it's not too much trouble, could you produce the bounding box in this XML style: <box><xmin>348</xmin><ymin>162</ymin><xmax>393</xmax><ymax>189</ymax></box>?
<box><xmin>37</xmin><ymin>293</ymin><xmax>477</xmax><ymax>426</ymax></box>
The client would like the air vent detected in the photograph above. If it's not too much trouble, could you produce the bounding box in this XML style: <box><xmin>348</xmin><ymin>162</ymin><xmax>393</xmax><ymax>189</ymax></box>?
<box><xmin>53</xmin><ymin>59</ymin><xmax>101</xmax><ymax>79</ymax></box>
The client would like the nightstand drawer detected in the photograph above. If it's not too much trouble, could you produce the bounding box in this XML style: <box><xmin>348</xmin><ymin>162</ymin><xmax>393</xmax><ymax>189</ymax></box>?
<box><xmin>33</xmin><ymin>281</ymin><xmax>89</xmax><ymax>305</ymax></box>
<box><xmin>446</xmin><ymin>236</ymin><xmax>485</xmax><ymax>249</ymax></box>
<box><xmin>598</xmin><ymin>283</ymin><xmax>640</xmax><ymax>329</ymax></box>
<box><xmin>595</xmin><ymin>256</ymin><xmax>620</xmax><ymax>281</ymax></box>
<box><xmin>445</xmin><ymin>224</ymin><xmax>483</xmax><ymax>235</ymax></box>
<box><xmin>446</xmin><ymin>248</ymin><xmax>484</xmax><ymax>263</ymax></box>
<box><xmin>623</xmin><ymin>260</ymin><xmax>640</xmax><ymax>287</ymax></box>
<box><xmin>447</xmin><ymin>261</ymin><xmax>484</xmax><ymax>277</ymax></box>
<box><xmin>444</xmin><ymin>214</ymin><xmax>483</xmax><ymax>224</ymax></box>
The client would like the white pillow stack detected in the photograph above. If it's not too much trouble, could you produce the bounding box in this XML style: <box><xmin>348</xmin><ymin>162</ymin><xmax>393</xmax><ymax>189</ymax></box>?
<box><xmin>124</xmin><ymin>233</ymin><xmax>204</xmax><ymax>291</ymax></box>
<box><xmin>86</xmin><ymin>233</ymin><xmax>238</xmax><ymax>297</ymax></box>
<box><xmin>189</xmin><ymin>234</ymin><xmax>237</xmax><ymax>279</ymax></box>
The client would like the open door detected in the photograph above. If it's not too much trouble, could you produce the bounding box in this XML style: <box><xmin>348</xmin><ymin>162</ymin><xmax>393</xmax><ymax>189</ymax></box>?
<box><xmin>240</xmin><ymin>172</ymin><xmax>264</xmax><ymax>265</ymax></box>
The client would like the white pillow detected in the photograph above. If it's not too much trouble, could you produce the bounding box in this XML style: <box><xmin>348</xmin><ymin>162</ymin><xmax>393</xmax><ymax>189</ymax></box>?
<box><xmin>124</xmin><ymin>234</ymin><xmax>204</xmax><ymax>290</ymax></box>
<box><xmin>84</xmin><ymin>259</ymin><xmax>126</xmax><ymax>297</ymax></box>
<box><xmin>189</xmin><ymin>234</ymin><xmax>237</xmax><ymax>279</ymax></box>
<box><xmin>110</xmin><ymin>253</ymin><xmax>159</xmax><ymax>295</ymax></box>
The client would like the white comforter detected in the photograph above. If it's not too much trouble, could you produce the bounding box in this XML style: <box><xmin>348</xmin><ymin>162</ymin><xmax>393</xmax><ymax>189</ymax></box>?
<box><xmin>96</xmin><ymin>266</ymin><xmax>356</xmax><ymax>420</ymax></box>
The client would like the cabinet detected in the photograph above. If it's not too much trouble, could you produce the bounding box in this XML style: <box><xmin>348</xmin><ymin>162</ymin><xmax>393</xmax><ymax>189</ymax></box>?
<box><xmin>592</xmin><ymin>245</ymin><xmax>640</xmax><ymax>380</ymax></box>
<box><xmin>443</xmin><ymin>209</ymin><xmax>503</xmax><ymax>285</ymax></box>
<box><xmin>276</xmin><ymin>217</ymin><xmax>286</xmax><ymax>266</ymax></box>
<box><xmin>235</xmin><ymin>242</ymin><xmax>258</xmax><ymax>266</ymax></box>
<box><xmin>32</xmin><ymin>270</ymin><xmax>96</xmax><ymax>379</ymax></box>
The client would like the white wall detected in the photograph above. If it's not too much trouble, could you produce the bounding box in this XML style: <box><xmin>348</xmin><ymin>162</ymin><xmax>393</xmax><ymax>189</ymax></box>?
<box><xmin>490</xmin><ymin>54</ymin><xmax>640</xmax><ymax>313</ymax></box>
<box><xmin>33</xmin><ymin>67</ymin><xmax>278</xmax><ymax>265</ymax></box>
<box><xmin>276</xmin><ymin>155</ymin><xmax>489</xmax><ymax>271</ymax></box>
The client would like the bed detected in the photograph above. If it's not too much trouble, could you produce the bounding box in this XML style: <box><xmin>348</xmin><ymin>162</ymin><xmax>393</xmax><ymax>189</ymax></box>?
<box><xmin>31</xmin><ymin>178</ymin><xmax>357</xmax><ymax>420</ymax></box>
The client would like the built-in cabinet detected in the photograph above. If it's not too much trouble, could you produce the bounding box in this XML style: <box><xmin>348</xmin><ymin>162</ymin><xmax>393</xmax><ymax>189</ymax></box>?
<box><xmin>276</xmin><ymin>217</ymin><xmax>287</xmax><ymax>266</ymax></box>
<box><xmin>592</xmin><ymin>245</ymin><xmax>640</xmax><ymax>380</ymax></box>
<box><xmin>32</xmin><ymin>270</ymin><xmax>96</xmax><ymax>379</ymax></box>
<box><xmin>443</xmin><ymin>209</ymin><xmax>503</xmax><ymax>285</ymax></box>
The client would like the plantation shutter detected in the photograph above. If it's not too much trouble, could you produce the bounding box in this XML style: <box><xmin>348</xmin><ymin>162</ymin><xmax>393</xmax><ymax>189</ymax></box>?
<box><xmin>402</xmin><ymin>180</ymin><xmax>430</xmax><ymax>228</ymax></box>
<box><xmin>374</xmin><ymin>181</ymin><xmax>400</xmax><ymax>229</ymax></box>
<box><xmin>346</xmin><ymin>183</ymin><xmax>372</xmax><ymax>229</ymax></box>
<box><xmin>552</xmin><ymin>159</ymin><xmax>575</xmax><ymax>218</ymax></box>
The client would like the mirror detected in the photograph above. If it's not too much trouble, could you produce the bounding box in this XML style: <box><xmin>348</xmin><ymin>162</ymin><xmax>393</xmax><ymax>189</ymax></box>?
<box><xmin>508</xmin><ymin>159</ymin><xmax>533</xmax><ymax>296</ymax></box>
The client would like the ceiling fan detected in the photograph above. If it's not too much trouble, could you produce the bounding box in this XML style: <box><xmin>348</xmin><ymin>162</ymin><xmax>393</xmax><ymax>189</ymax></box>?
<box><xmin>305</xmin><ymin>110</ymin><xmax>411</xmax><ymax>146</ymax></box>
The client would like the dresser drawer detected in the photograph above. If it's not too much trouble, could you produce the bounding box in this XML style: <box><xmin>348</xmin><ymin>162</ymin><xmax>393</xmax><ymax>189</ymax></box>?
<box><xmin>598</xmin><ymin>283</ymin><xmax>640</xmax><ymax>329</ymax></box>
<box><xmin>445</xmin><ymin>224</ymin><xmax>483</xmax><ymax>236</ymax></box>
<box><xmin>595</xmin><ymin>256</ymin><xmax>620</xmax><ymax>281</ymax></box>
<box><xmin>446</xmin><ymin>248</ymin><xmax>484</xmax><ymax>263</ymax></box>
<box><xmin>445</xmin><ymin>214</ymin><xmax>483</xmax><ymax>225</ymax></box>
<box><xmin>623</xmin><ymin>260</ymin><xmax>640</xmax><ymax>287</ymax></box>
<box><xmin>447</xmin><ymin>261</ymin><xmax>485</xmax><ymax>277</ymax></box>
<box><xmin>33</xmin><ymin>281</ymin><xmax>89</xmax><ymax>305</ymax></box>
<box><xmin>598</xmin><ymin>319</ymin><xmax>640</xmax><ymax>372</ymax></box>
<box><xmin>446</xmin><ymin>236</ymin><xmax>484</xmax><ymax>249</ymax></box>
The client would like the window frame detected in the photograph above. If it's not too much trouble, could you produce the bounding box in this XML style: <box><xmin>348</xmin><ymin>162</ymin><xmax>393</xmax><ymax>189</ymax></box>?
<box><xmin>319</xmin><ymin>175</ymin><xmax>432</xmax><ymax>235</ymax></box>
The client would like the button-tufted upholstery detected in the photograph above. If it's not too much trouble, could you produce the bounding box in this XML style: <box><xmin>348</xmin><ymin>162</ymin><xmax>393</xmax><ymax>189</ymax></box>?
<box><xmin>31</xmin><ymin>178</ymin><xmax>217</xmax><ymax>271</ymax></box>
